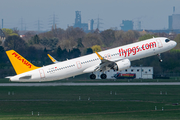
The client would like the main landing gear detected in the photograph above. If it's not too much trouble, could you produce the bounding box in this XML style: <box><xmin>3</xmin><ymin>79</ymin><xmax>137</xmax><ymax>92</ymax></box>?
<box><xmin>157</xmin><ymin>54</ymin><xmax>163</xmax><ymax>62</ymax></box>
<box><xmin>100</xmin><ymin>73</ymin><xmax>107</xmax><ymax>79</ymax></box>
<box><xmin>90</xmin><ymin>74</ymin><xmax>96</xmax><ymax>79</ymax></box>
<box><xmin>90</xmin><ymin>73</ymin><xmax>107</xmax><ymax>79</ymax></box>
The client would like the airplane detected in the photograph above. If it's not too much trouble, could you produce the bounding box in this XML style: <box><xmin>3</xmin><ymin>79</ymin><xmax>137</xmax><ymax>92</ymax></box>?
<box><xmin>5</xmin><ymin>37</ymin><xmax>177</xmax><ymax>82</ymax></box>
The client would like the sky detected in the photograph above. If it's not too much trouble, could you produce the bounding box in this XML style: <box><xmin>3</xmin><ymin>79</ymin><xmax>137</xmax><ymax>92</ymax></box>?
<box><xmin>0</xmin><ymin>0</ymin><xmax>180</xmax><ymax>31</ymax></box>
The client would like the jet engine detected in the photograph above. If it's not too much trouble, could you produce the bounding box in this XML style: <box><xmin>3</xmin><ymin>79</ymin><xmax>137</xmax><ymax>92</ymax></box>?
<box><xmin>113</xmin><ymin>59</ymin><xmax>131</xmax><ymax>71</ymax></box>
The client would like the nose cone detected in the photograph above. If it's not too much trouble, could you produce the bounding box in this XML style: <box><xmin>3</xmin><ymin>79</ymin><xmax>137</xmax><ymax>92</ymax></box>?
<box><xmin>172</xmin><ymin>40</ymin><xmax>177</xmax><ymax>48</ymax></box>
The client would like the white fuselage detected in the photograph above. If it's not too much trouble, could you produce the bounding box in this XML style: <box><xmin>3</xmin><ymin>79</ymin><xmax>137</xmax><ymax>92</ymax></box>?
<box><xmin>10</xmin><ymin>37</ymin><xmax>177</xmax><ymax>82</ymax></box>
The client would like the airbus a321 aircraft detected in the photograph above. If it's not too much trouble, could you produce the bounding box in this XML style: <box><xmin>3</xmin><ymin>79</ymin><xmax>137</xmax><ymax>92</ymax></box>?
<box><xmin>6</xmin><ymin>37</ymin><xmax>177</xmax><ymax>82</ymax></box>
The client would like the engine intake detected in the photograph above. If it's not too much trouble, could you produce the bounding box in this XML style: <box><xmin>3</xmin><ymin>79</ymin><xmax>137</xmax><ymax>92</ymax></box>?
<box><xmin>113</xmin><ymin>59</ymin><xmax>131</xmax><ymax>71</ymax></box>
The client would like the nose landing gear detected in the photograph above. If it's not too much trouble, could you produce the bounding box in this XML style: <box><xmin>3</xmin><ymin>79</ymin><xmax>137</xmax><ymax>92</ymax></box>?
<box><xmin>157</xmin><ymin>54</ymin><xmax>163</xmax><ymax>62</ymax></box>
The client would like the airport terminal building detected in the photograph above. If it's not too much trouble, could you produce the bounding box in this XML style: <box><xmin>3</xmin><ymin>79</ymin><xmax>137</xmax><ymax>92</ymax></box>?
<box><xmin>93</xmin><ymin>67</ymin><xmax>153</xmax><ymax>79</ymax></box>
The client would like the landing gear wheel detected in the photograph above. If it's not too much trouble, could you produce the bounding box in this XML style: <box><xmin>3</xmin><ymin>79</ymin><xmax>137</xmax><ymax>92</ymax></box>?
<box><xmin>100</xmin><ymin>74</ymin><xmax>107</xmax><ymax>79</ymax></box>
<box><xmin>90</xmin><ymin>74</ymin><xmax>96</xmax><ymax>79</ymax></box>
<box><xmin>157</xmin><ymin>54</ymin><xmax>163</xmax><ymax>62</ymax></box>
<box><xmin>159</xmin><ymin>59</ymin><xmax>163</xmax><ymax>62</ymax></box>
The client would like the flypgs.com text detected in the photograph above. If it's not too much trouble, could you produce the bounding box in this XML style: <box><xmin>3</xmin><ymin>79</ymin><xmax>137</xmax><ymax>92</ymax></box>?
<box><xmin>119</xmin><ymin>42</ymin><xmax>156</xmax><ymax>57</ymax></box>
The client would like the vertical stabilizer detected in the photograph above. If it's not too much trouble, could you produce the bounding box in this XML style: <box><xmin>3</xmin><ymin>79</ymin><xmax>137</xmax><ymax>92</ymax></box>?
<box><xmin>6</xmin><ymin>50</ymin><xmax>40</xmax><ymax>75</ymax></box>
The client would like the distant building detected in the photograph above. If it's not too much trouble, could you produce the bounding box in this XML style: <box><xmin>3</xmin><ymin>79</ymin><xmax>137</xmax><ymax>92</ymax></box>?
<box><xmin>81</xmin><ymin>23</ymin><xmax>88</xmax><ymax>31</ymax></box>
<box><xmin>74</xmin><ymin>11</ymin><xmax>82</xmax><ymax>28</ymax></box>
<box><xmin>93</xmin><ymin>67</ymin><xmax>153</xmax><ymax>79</ymax></box>
<box><xmin>143</xmin><ymin>7</ymin><xmax>180</xmax><ymax>34</ymax></box>
<box><xmin>0</xmin><ymin>29</ymin><xmax>5</xmax><ymax>43</ymax></box>
<box><xmin>73</xmin><ymin>11</ymin><xmax>94</xmax><ymax>32</ymax></box>
<box><xmin>120</xmin><ymin>20</ymin><xmax>133</xmax><ymax>31</ymax></box>
<box><xmin>132</xmin><ymin>20</ymin><xmax>142</xmax><ymax>31</ymax></box>
<box><xmin>88</xmin><ymin>19</ymin><xmax>94</xmax><ymax>31</ymax></box>
<box><xmin>169</xmin><ymin>14</ymin><xmax>180</xmax><ymax>30</ymax></box>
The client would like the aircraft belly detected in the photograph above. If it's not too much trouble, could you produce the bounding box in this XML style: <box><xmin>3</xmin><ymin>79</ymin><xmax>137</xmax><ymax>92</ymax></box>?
<box><xmin>45</xmin><ymin>67</ymin><xmax>83</xmax><ymax>81</ymax></box>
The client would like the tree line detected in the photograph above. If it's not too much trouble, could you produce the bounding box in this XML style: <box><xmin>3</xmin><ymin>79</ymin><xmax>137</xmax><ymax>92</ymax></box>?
<box><xmin>0</xmin><ymin>27</ymin><xmax>180</xmax><ymax>78</ymax></box>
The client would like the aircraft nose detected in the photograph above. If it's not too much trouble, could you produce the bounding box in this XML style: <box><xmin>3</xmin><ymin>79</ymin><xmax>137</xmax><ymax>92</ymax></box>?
<box><xmin>172</xmin><ymin>40</ymin><xmax>177</xmax><ymax>47</ymax></box>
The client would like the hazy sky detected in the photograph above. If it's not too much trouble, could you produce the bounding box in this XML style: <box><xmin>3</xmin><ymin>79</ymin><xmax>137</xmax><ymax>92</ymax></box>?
<box><xmin>0</xmin><ymin>0</ymin><xmax>180</xmax><ymax>31</ymax></box>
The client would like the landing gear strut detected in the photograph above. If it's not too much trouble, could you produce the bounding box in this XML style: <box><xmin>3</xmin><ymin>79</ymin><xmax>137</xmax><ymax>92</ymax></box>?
<box><xmin>90</xmin><ymin>74</ymin><xmax>96</xmax><ymax>79</ymax></box>
<box><xmin>157</xmin><ymin>54</ymin><xmax>163</xmax><ymax>62</ymax></box>
<box><xmin>100</xmin><ymin>74</ymin><xmax>107</xmax><ymax>79</ymax></box>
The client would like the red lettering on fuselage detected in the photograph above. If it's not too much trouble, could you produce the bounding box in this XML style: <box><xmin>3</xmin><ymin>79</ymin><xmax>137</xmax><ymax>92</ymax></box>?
<box><xmin>12</xmin><ymin>52</ymin><xmax>32</xmax><ymax>68</ymax></box>
<box><xmin>119</xmin><ymin>41</ymin><xmax>157</xmax><ymax>57</ymax></box>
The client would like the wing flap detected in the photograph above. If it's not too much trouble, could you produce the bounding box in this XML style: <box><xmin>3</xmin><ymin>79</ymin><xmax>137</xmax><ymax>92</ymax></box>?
<box><xmin>95</xmin><ymin>52</ymin><xmax>116</xmax><ymax>72</ymax></box>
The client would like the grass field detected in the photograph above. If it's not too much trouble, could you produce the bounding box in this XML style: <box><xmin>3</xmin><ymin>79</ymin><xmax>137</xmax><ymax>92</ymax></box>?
<box><xmin>0</xmin><ymin>84</ymin><xmax>180</xmax><ymax>120</ymax></box>
<box><xmin>1</xmin><ymin>76</ymin><xmax>180</xmax><ymax>83</ymax></box>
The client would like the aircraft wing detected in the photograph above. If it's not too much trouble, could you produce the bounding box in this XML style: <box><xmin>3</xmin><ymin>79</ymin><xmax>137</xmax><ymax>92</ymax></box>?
<box><xmin>94</xmin><ymin>52</ymin><xmax>116</xmax><ymax>72</ymax></box>
<box><xmin>83</xmin><ymin>52</ymin><xmax>116</xmax><ymax>73</ymax></box>
<box><xmin>47</xmin><ymin>54</ymin><xmax>59</xmax><ymax>63</ymax></box>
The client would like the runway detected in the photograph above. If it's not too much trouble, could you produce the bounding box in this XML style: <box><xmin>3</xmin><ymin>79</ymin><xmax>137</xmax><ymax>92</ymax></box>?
<box><xmin>0</xmin><ymin>82</ymin><xmax>180</xmax><ymax>86</ymax></box>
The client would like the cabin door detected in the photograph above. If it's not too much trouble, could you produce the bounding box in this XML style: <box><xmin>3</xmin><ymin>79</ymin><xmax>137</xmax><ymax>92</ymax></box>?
<box><xmin>39</xmin><ymin>69</ymin><xmax>45</xmax><ymax>78</ymax></box>
<box><xmin>156</xmin><ymin>39</ymin><xmax>163</xmax><ymax>48</ymax></box>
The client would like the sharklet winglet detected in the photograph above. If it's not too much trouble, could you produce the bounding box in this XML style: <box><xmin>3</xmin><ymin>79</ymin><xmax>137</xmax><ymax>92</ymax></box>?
<box><xmin>95</xmin><ymin>52</ymin><xmax>104</xmax><ymax>60</ymax></box>
<box><xmin>47</xmin><ymin>54</ymin><xmax>59</xmax><ymax>63</ymax></box>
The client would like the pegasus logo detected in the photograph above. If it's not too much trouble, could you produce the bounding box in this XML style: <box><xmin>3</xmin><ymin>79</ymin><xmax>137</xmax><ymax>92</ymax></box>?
<box><xmin>12</xmin><ymin>52</ymin><xmax>32</xmax><ymax>68</ymax></box>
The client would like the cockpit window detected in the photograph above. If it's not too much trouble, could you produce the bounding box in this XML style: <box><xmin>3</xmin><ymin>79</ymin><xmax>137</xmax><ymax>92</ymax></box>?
<box><xmin>165</xmin><ymin>39</ymin><xmax>170</xmax><ymax>43</ymax></box>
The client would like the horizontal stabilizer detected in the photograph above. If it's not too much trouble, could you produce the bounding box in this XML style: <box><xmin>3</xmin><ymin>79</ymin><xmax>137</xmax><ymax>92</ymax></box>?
<box><xmin>5</xmin><ymin>76</ymin><xmax>13</xmax><ymax>79</ymax></box>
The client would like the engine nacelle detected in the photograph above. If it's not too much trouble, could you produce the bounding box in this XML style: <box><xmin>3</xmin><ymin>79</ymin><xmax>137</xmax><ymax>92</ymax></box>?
<box><xmin>113</xmin><ymin>59</ymin><xmax>131</xmax><ymax>71</ymax></box>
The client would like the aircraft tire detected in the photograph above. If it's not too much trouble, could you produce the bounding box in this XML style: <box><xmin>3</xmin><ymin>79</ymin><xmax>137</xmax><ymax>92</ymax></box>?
<box><xmin>100</xmin><ymin>74</ymin><xmax>107</xmax><ymax>79</ymax></box>
<box><xmin>90</xmin><ymin>74</ymin><xmax>96</xmax><ymax>79</ymax></box>
<box><xmin>159</xmin><ymin>59</ymin><xmax>163</xmax><ymax>62</ymax></box>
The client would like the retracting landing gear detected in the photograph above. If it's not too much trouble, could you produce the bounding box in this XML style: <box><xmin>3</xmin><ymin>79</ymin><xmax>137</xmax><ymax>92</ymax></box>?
<box><xmin>90</xmin><ymin>74</ymin><xmax>96</xmax><ymax>79</ymax></box>
<box><xmin>100</xmin><ymin>74</ymin><xmax>107</xmax><ymax>79</ymax></box>
<box><xmin>157</xmin><ymin>54</ymin><xmax>163</xmax><ymax>62</ymax></box>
